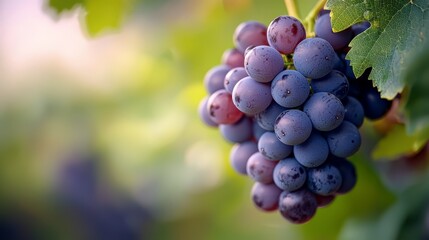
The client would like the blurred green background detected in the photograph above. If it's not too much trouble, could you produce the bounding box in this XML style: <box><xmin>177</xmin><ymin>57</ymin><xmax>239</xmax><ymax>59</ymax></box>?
<box><xmin>0</xmin><ymin>0</ymin><xmax>428</xmax><ymax>239</ymax></box>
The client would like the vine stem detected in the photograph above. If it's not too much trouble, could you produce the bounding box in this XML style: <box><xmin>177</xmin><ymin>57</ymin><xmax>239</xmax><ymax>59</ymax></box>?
<box><xmin>284</xmin><ymin>0</ymin><xmax>301</xmax><ymax>20</ymax></box>
<box><xmin>303</xmin><ymin>0</ymin><xmax>327</xmax><ymax>37</ymax></box>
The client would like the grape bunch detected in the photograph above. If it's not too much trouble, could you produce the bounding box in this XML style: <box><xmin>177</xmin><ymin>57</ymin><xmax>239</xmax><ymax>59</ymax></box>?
<box><xmin>198</xmin><ymin>11</ymin><xmax>392</xmax><ymax>224</ymax></box>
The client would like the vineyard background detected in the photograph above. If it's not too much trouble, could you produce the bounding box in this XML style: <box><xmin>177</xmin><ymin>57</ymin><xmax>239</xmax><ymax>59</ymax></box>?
<box><xmin>0</xmin><ymin>0</ymin><xmax>427</xmax><ymax>239</ymax></box>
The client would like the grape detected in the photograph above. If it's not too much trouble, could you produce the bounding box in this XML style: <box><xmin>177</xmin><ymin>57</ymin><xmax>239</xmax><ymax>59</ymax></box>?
<box><xmin>230</xmin><ymin>141</ymin><xmax>258</xmax><ymax>175</ymax></box>
<box><xmin>251</xmin><ymin>182</ymin><xmax>282</xmax><ymax>211</ymax></box>
<box><xmin>293</xmin><ymin>37</ymin><xmax>336</xmax><ymax>79</ymax></box>
<box><xmin>325</xmin><ymin>121</ymin><xmax>361</xmax><ymax>158</ymax></box>
<box><xmin>315</xmin><ymin>194</ymin><xmax>335</xmax><ymax>208</ymax></box>
<box><xmin>198</xmin><ymin>96</ymin><xmax>218</xmax><ymax>127</ymax></box>
<box><xmin>222</xmin><ymin>48</ymin><xmax>245</xmax><ymax>68</ymax></box>
<box><xmin>278</xmin><ymin>189</ymin><xmax>318</xmax><ymax>224</ymax></box>
<box><xmin>352</xmin><ymin>21</ymin><xmax>370</xmax><ymax>36</ymax></box>
<box><xmin>273</xmin><ymin>157</ymin><xmax>307</xmax><ymax>191</ymax></box>
<box><xmin>224</xmin><ymin>67</ymin><xmax>248</xmax><ymax>93</ymax></box>
<box><xmin>271</xmin><ymin>70</ymin><xmax>310</xmax><ymax>108</ymax></box>
<box><xmin>252</xmin><ymin>120</ymin><xmax>267</xmax><ymax>140</ymax></box>
<box><xmin>204</xmin><ymin>65</ymin><xmax>231</xmax><ymax>94</ymax></box>
<box><xmin>219</xmin><ymin>117</ymin><xmax>253</xmax><ymax>143</ymax></box>
<box><xmin>254</xmin><ymin>101</ymin><xmax>286</xmax><ymax>131</ymax></box>
<box><xmin>258</xmin><ymin>132</ymin><xmax>293</xmax><ymax>161</ymax></box>
<box><xmin>274</xmin><ymin>110</ymin><xmax>312</xmax><ymax>145</ymax></box>
<box><xmin>307</xmin><ymin>163</ymin><xmax>342</xmax><ymax>196</ymax></box>
<box><xmin>207</xmin><ymin>89</ymin><xmax>243</xmax><ymax>124</ymax></box>
<box><xmin>332</xmin><ymin>53</ymin><xmax>344</xmax><ymax>71</ymax></box>
<box><xmin>340</xmin><ymin>53</ymin><xmax>356</xmax><ymax>80</ymax></box>
<box><xmin>233</xmin><ymin>21</ymin><xmax>268</xmax><ymax>53</ymax></box>
<box><xmin>267</xmin><ymin>15</ymin><xmax>306</xmax><ymax>54</ymax></box>
<box><xmin>360</xmin><ymin>86</ymin><xmax>392</xmax><ymax>120</ymax></box>
<box><xmin>232</xmin><ymin>76</ymin><xmax>272</xmax><ymax>115</ymax></box>
<box><xmin>294</xmin><ymin>132</ymin><xmax>329</xmax><ymax>168</ymax></box>
<box><xmin>311</xmin><ymin>70</ymin><xmax>349</xmax><ymax>99</ymax></box>
<box><xmin>303</xmin><ymin>92</ymin><xmax>345</xmax><ymax>131</ymax></box>
<box><xmin>331</xmin><ymin>157</ymin><xmax>357</xmax><ymax>194</ymax></box>
<box><xmin>246</xmin><ymin>152</ymin><xmax>277</xmax><ymax>183</ymax></box>
<box><xmin>343</xmin><ymin>96</ymin><xmax>364</xmax><ymax>127</ymax></box>
<box><xmin>244</xmin><ymin>46</ymin><xmax>284</xmax><ymax>83</ymax></box>
<box><xmin>315</xmin><ymin>14</ymin><xmax>353</xmax><ymax>50</ymax></box>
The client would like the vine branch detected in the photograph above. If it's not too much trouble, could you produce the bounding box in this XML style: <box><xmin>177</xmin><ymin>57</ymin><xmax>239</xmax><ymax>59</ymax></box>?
<box><xmin>284</xmin><ymin>0</ymin><xmax>301</xmax><ymax>20</ymax></box>
<box><xmin>303</xmin><ymin>0</ymin><xmax>327</xmax><ymax>37</ymax></box>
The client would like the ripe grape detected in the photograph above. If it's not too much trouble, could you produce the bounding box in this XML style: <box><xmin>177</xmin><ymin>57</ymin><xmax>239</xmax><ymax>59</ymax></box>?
<box><xmin>204</xmin><ymin>65</ymin><xmax>231</xmax><ymax>94</ymax></box>
<box><xmin>293</xmin><ymin>37</ymin><xmax>336</xmax><ymax>79</ymax></box>
<box><xmin>233</xmin><ymin>21</ymin><xmax>268</xmax><ymax>53</ymax></box>
<box><xmin>315</xmin><ymin>14</ymin><xmax>353</xmax><ymax>50</ymax></box>
<box><xmin>307</xmin><ymin>163</ymin><xmax>342</xmax><ymax>196</ymax></box>
<box><xmin>273</xmin><ymin>157</ymin><xmax>307</xmax><ymax>191</ymax></box>
<box><xmin>278</xmin><ymin>189</ymin><xmax>318</xmax><ymax>224</ymax></box>
<box><xmin>230</xmin><ymin>141</ymin><xmax>258</xmax><ymax>175</ymax></box>
<box><xmin>303</xmin><ymin>92</ymin><xmax>345</xmax><ymax>131</ymax></box>
<box><xmin>207</xmin><ymin>89</ymin><xmax>243</xmax><ymax>124</ymax></box>
<box><xmin>246</xmin><ymin>152</ymin><xmax>277</xmax><ymax>184</ymax></box>
<box><xmin>251</xmin><ymin>182</ymin><xmax>282</xmax><ymax>211</ymax></box>
<box><xmin>267</xmin><ymin>15</ymin><xmax>306</xmax><ymax>54</ymax></box>
<box><xmin>244</xmin><ymin>45</ymin><xmax>284</xmax><ymax>83</ymax></box>
<box><xmin>254</xmin><ymin>101</ymin><xmax>286</xmax><ymax>131</ymax></box>
<box><xmin>325</xmin><ymin>121</ymin><xmax>361</xmax><ymax>158</ymax></box>
<box><xmin>219</xmin><ymin>117</ymin><xmax>253</xmax><ymax>143</ymax></box>
<box><xmin>258</xmin><ymin>132</ymin><xmax>293</xmax><ymax>161</ymax></box>
<box><xmin>232</xmin><ymin>76</ymin><xmax>272</xmax><ymax>115</ymax></box>
<box><xmin>224</xmin><ymin>67</ymin><xmax>248</xmax><ymax>93</ymax></box>
<box><xmin>271</xmin><ymin>70</ymin><xmax>310</xmax><ymax>108</ymax></box>
<box><xmin>274</xmin><ymin>109</ymin><xmax>313</xmax><ymax>145</ymax></box>
<box><xmin>294</xmin><ymin>132</ymin><xmax>329</xmax><ymax>168</ymax></box>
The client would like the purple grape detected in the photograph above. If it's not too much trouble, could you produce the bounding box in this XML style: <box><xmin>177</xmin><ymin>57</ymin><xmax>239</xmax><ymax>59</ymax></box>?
<box><xmin>222</xmin><ymin>48</ymin><xmax>245</xmax><ymax>68</ymax></box>
<box><xmin>293</xmin><ymin>37</ymin><xmax>336</xmax><ymax>79</ymax></box>
<box><xmin>360</xmin><ymin>86</ymin><xmax>392</xmax><ymax>120</ymax></box>
<box><xmin>331</xmin><ymin>157</ymin><xmax>357</xmax><ymax>194</ymax></box>
<box><xmin>271</xmin><ymin>70</ymin><xmax>310</xmax><ymax>108</ymax></box>
<box><xmin>233</xmin><ymin>21</ymin><xmax>268</xmax><ymax>53</ymax></box>
<box><xmin>198</xmin><ymin>96</ymin><xmax>217</xmax><ymax>127</ymax></box>
<box><xmin>315</xmin><ymin>194</ymin><xmax>335</xmax><ymax>207</ymax></box>
<box><xmin>311</xmin><ymin>70</ymin><xmax>349</xmax><ymax>99</ymax></box>
<box><xmin>315</xmin><ymin>14</ymin><xmax>353</xmax><ymax>50</ymax></box>
<box><xmin>251</xmin><ymin>182</ymin><xmax>282</xmax><ymax>211</ymax></box>
<box><xmin>224</xmin><ymin>67</ymin><xmax>248</xmax><ymax>93</ymax></box>
<box><xmin>244</xmin><ymin>46</ymin><xmax>284</xmax><ymax>83</ymax></box>
<box><xmin>273</xmin><ymin>157</ymin><xmax>307</xmax><ymax>191</ymax></box>
<box><xmin>204</xmin><ymin>65</ymin><xmax>231</xmax><ymax>94</ymax></box>
<box><xmin>278</xmin><ymin>189</ymin><xmax>318</xmax><ymax>224</ymax></box>
<box><xmin>246</xmin><ymin>152</ymin><xmax>277</xmax><ymax>183</ymax></box>
<box><xmin>267</xmin><ymin>15</ymin><xmax>306</xmax><ymax>54</ymax></box>
<box><xmin>343</xmin><ymin>96</ymin><xmax>364</xmax><ymax>127</ymax></box>
<box><xmin>230</xmin><ymin>141</ymin><xmax>258</xmax><ymax>175</ymax></box>
<box><xmin>232</xmin><ymin>76</ymin><xmax>272</xmax><ymax>115</ymax></box>
<box><xmin>274</xmin><ymin>109</ymin><xmax>312</xmax><ymax>145</ymax></box>
<box><xmin>352</xmin><ymin>21</ymin><xmax>370</xmax><ymax>36</ymax></box>
<box><xmin>340</xmin><ymin>53</ymin><xmax>356</xmax><ymax>80</ymax></box>
<box><xmin>294</xmin><ymin>132</ymin><xmax>329</xmax><ymax>168</ymax></box>
<box><xmin>252</xmin><ymin>119</ymin><xmax>267</xmax><ymax>140</ymax></box>
<box><xmin>303</xmin><ymin>92</ymin><xmax>345</xmax><ymax>131</ymax></box>
<box><xmin>254</xmin><ymin>101</ymin><xmax>286</xmax><ymax>131</ymax></box>
<box><xmin>307</xmin><ymin>163</ymin><xmax>342</xmax><ymax>196</ymax></box>
<box><xmin>207</xmin><ymin>89</ymin><xmax>243</xmax><ymax>124</ymax></box>
<box><xmin>325</xmin><ymin>121</ymin><xmax>361</xmax><ymax>158</ymax></box>
<box><xmin>258</xmin><ymin>132</ymin><xmax>293</xmax><ymax>161</ymax></box>
<box><xmin>219</xmin><ymin>116</ymin><xmax>253</xmax><ymax>143</ymax></box>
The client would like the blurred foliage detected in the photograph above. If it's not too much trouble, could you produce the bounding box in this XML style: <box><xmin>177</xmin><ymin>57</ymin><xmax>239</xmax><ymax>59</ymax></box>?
<box><xmin>0</xmin><ymin>0</ymin><xmax>427</xmax><ymax>239</ymax></box>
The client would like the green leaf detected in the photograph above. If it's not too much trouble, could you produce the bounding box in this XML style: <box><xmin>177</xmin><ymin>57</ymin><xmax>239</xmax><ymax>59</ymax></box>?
<box><xmin>326</xmin><ymin>0</ymin><xmax>429</xmax><ymax>99</ymax></box>
<box><xmin>372</xmin><ymin>124</ymin><xmax>427</xmax><ymax>160</ymax></box>
<box><xmin>84</xmin><ymin>0</ymin><xmax>134</xmax><ymax>36</ymax></box>
<box><xmin>48</xmin><ymin>0</ymin><xmax>85</xmax><ymax>13</ymax></box>
<box><xmin>403</xmin><ymin>42</ymin><xmax>429</xmax><ymax>138</ymax></box>
<box><xmin>48</xmin><ymin>0</ymin><xmax>134</xmax><ymax>36</ymax></box>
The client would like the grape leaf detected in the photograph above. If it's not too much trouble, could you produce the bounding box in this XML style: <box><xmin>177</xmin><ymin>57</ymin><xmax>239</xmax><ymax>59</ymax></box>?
<box><xmin>402</xmin><ymin>41</ymin><xmax>429</xmax><ymax>138</ymax></box>
<box><xmin>48</xmin><ymin>0</ymin><xmax>85</xmax><ymax>13</ymax></box>
<box><xmin>48</xmin><ymin>0</ymin><xmax>133</xmax><ymax>36</ymax></box>
<box><xmin>326</xmin><ymin>0</ymin><xmax>429</xmax><ymax>99</ymax></box>
<box><xmin>372</xmin><ymin>125</ymin><xmax>427</xmax><ymax>160</ymax></box>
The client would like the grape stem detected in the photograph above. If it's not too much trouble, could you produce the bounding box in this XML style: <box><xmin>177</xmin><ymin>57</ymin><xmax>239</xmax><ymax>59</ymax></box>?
<box><xmin>303</xmin><ymin>0</ymin><xmax>327</xmax><ymax>37</ymax></box>
<box><xmin>284</xmin><ymin>0</ymin><xmax>301</xmax><ymax>20</ymax></box>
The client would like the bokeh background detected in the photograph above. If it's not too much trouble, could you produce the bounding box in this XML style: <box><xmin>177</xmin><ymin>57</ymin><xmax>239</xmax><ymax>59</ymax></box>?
<box><xmin>0</xmin><ymin>0</ymin><xmax>428</xmax><ymax>239</ymax></box>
